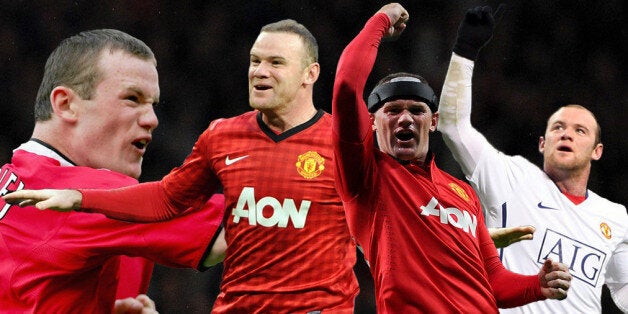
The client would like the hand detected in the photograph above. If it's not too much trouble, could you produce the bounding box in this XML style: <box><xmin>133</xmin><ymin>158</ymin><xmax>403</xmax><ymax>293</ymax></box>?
<box><xmin>489</xmin><ymin>225</ymin><xmax>535</xmax><ymax>248</ymax></box>
<box><xmin>453</xmin><ymin>5</ymin><xmax>503</xmax><ymax>60</ymax></box>
<box><xmin>538</xmin><ymin>259</ymin><xmax>572</xmax><ymax>300</ymax></box>
<box><xmin>2</xmin><ymin>189</ymin><xmax>82</xmax><ymax>212</ymax></box>
<box><xmin>377</xmin><ymin>3</ymin><xmax>409</xmax><ymax>39</ymax></box>
<box><xmin>114</xmin><ymin>294</ymin><xmax>159</xmax><ymax>314</ymax></box>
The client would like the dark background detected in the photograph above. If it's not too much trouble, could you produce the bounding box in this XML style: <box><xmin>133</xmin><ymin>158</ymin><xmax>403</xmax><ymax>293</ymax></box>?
<box><xmin>1</xmin><ymin>0</ymin><xmax>625</xmax><ymax>313</ymax></box>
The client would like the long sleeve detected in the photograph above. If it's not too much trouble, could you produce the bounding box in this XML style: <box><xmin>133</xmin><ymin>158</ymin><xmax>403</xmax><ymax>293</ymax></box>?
<box><xmin>79</xmin><ymin>127</ymin><xmax>221</xmax><ymax>222</ymax></box>
<box><xmin>478</xmin><ymin>219</ymin><xmax>545</xmax><ymax>308</ymax></box>
<box><xmin>606</xmin><ymin>232</ymin><xmax>628</xmax><ymax>312</ymax></box>
<box><xmin>437</xmin><ymin>53</ymin><xmax>491</xmax><ymax>177</ymax></box>
<box><xmin>332</xmin><ymin>12</ymin><xmax>389</xmax><ymax>199</ymax></box>
<box><xmin>80</xmin><ymin>181</ymin><xmax>181</xmax><ymax>222</ymax></box>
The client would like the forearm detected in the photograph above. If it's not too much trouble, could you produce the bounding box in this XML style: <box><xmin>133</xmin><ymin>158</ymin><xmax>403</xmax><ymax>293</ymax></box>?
<box><xmin>80</xmin><ymin>181</ymin><xmax>182</xmax><ymax>222</ymax></box>
<box><xmin>333</xmin><ymin>12</ymin><xmax>389</xmax><ymax>144</ymax></box>
<box><xmin>480</xmin><ymin>222</ymin><xmax>544</xmax><ymax>307</ymax></box>
<box><xmin>437</xmin><ymin>53</ymin><xmax>489</xmax><ymax>176</ymax></box>
<box><xmin>332</xmin><ymin>13</ymin><xmax>389</xmax><ymax>198</ymax></box>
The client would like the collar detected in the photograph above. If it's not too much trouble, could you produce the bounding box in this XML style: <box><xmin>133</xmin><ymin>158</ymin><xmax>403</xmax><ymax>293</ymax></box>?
<box><xmin>15</xmin><ymin>139</ymin><xmax>76</xmax><ymax>167</ymax></box>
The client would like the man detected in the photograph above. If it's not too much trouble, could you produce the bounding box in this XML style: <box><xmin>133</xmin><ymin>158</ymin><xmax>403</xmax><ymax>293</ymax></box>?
<box><xmin>437</xmin><ymin>6</ymin><xmax>628</xmax><ymax>313</ymax></box>
<box><xmin>0</xmin><ymin>29</ymin><xmax>226</xmax><ymax>313</ymax></box>
<box><xmin>330</xmin><ymin>3</ymin><xmax>573</xmax><ymax>312</ymax></box>
<box><xmin>4</xmin><ymin>21</ymin><xmax>360</xmax><ymax>313</ymax></box>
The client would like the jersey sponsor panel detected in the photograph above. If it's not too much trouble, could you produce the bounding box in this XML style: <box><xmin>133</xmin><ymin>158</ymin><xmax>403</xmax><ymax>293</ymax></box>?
<box><xmin>420</xmin><ymin>196</ymin><xmax>478</xmax><ymax>237</ymax></box>
<box><xmin>231</xmin><ymin>186</ymin><xmax>311</xmax><ymax>228</ymax></box>
<box><xmin>538</xmin><ymin>228</ymin><xmax>606</xmax><ymax>287</ymax></box>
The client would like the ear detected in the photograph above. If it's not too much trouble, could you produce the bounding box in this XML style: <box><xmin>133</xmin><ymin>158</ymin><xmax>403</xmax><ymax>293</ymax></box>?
<box><xmin>50</xmin><ymin>86</ymin><xmax>79</xmax><ymax>123</ymax></box>
<box><xmin>591</xmin><ymin>143</ymin><xmax>603</xmax><ymax>161</ymax></box>
<box><xmin>538</xmin><ymin>136</ymin><xmax>545</xmax><ymax>154</ymax></box>
<box><xmin>303</xmin><ymin>62</ymin><xmax>320</xmax><ymax>85</ymax></box>
<box><xmin>430</xmin><ymin>112</ymin><xmax>439</xmax><ymax>132</ymax></box>
<box><xmin>370</xmin><ymin>113</ymin><xmax>377</xmax><ymax>131</ymax></box>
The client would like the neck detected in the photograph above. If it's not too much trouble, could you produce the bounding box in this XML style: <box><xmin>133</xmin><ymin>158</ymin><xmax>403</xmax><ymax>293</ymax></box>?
<box><xmin>31</xmin><ymin>122</ymin><xmax>72</xmax><ymax>163</ymax></box>
<box><xmin>260</xmin><ymin>102</ymin><xmax>317</xmax><ymax>133</ymax></box>
<box><xmin>545</xmin><ymin>166</ymin><xmax>590</xmax><ymax>197</ymax></box>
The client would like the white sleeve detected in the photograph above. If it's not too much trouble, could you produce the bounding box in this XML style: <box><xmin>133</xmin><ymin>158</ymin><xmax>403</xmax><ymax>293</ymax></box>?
<box><xmin>606</xmin><ymin>232</ymin><xmax>628</xmax><ymax>313</ymax></box>
<box><xmin>437</xmin><ymin>53</ymin><xmax>492</xmax><ymax>177</ymax></box>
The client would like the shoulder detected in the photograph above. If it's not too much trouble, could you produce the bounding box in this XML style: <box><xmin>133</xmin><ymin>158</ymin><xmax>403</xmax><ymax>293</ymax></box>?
<box><xmin>587</xmin><ymin>191</ymin><xmax>628</xmax><ymax>219</ymax></box>
<box><xmin>6</xmin><ymin>151</ymin><xmax>137</xmax><ymax>189</ymax></box>
<box><xmin>204</xmin><ymin>111</ymin><xmax>257</xmax><ymax>135</ymax></box>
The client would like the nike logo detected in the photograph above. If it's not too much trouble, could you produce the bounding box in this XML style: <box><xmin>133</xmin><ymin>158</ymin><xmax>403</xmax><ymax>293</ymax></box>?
<box><xmin>537</xmin><ymin>202</ymin><xmax>560</xmax><ymax>210</ymax></box>
<box><xmin>225</xmin><ymin>155</ymin><xmax>249</xmax><ymax>165</ymax></box>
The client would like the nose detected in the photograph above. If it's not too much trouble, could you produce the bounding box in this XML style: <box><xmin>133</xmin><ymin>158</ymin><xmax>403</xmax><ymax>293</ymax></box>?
<box><xmin>560</xmin><ymin>127</ymin><xmax>574</xmax><ymax>140</ymax></box>
<box><xmin>398</xmin><ymin>109</ymin><xmax>413</xmax><ymax>126</ymax></box>
<box><xmin>139</xmin><ymin>105</ymin><xmax>159</xmax><ymax>132</ymax></box>
<box><xmin>252</xmin><ymin>61</ymin><xmax>270</xmax><ymax>78</ymax></box>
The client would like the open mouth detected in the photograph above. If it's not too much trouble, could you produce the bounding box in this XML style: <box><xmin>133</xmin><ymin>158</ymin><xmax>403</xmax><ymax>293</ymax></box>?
<box><xmin>254</xmin><ymin>84</ymin><xmax>272</xmax><ymax>91</ymax></box>
<box><xmin>395</xmin><ymin>130</ymin><xmax>414</xmax><ymax>141</ymax></box>
<box><xmin>557</xmin><ymin>145</ymin><xmax>572</xmax><ymax>152</ymax></box>
<box><xmin>132</xmin><ymin>139</ymin><xmax>148</xmax><ymax>150</ymax></box>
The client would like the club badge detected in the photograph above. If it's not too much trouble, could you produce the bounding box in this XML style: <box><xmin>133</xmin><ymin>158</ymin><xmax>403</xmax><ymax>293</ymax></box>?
<box><xmin>296</xmin><ymin>151</ymin><xmax>325</xmax><ymax>179</ymax></box>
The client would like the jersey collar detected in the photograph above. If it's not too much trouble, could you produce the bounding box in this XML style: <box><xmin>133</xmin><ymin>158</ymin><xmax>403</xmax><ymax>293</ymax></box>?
<box><xmin>15</xmin><ymin>139</ymin><xmax>76</xmax><ymax>167</ymax></box>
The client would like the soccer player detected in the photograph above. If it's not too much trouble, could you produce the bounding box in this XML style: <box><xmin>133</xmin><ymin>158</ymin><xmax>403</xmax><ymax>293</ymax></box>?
<box><xmin>437</xmin><ymin>6</ymin><xmax>628</xmax><ymax>313</ymax></box>
<box><xmin>331</xmin><ymin>3</ymin><xmax>573</xmax><ymax>312</ymax></box>
<box><xmin>0</xmin><ymin>29</ymin><xmax>226</xmax><ymax>313</ymax></box>
<box><xmin>4</xmin><ymin>20</ymin><xmax>359</xmax><ymax>313</ymax></box>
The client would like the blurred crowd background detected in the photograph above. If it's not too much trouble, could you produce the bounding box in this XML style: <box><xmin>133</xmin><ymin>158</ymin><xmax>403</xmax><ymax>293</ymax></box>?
<box><xmin>1</xmin><ymin>0</ymin><xmax>625</xmax><ymax>312</ymax></box>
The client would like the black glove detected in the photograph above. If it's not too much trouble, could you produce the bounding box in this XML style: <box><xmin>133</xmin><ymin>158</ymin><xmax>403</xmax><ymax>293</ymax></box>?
<box><xmin>453</xmin><ymin>6</ymin><xmax>497</xmax><ymax>60</ymax></box>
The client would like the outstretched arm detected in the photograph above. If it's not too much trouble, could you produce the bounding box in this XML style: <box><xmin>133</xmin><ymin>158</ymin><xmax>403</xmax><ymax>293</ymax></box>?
<box><xmin>2</xmin><ymin>181</ymin><xmax>179</xmax><ymax>222</ymax></box>
<box><xmin>332</xmin><ymin>3</ymin><xmax>408</xmax><ymax>198</ymax></box>
<box><xmin>489</xmin><ymin>225</ymin><xmax>535</xmax><ymax>248</ymax></box>
<box><xmin>437</xmin><ymin>6</ymin><xmax>498</xmax><ymax>176</ymax></box>
<box><xmin>3</xmin><ymin>128</ymin><xmax>220</xmax><ymax>222</ymax></box>
<box><xmin>480</xmin><ymin>219</ymin><xmax>571</xmax><ymax>307</ymax></box>
<box><xmin>3</xmin><ymin>188</ymin><xmax>81</xmax><ymax>212</ymax></box>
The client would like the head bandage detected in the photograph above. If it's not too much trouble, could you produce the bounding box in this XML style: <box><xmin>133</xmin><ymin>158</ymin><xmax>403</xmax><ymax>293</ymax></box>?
<box><xmin>367</xmin><ymin>77</ymin><xmax>438</xmax><ymax>113</ymax></box>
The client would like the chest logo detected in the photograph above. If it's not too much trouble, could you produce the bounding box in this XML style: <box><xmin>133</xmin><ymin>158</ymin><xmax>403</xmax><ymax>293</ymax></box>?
<box><xmin>600</xmin><ymin>222</ymin><xmax>612</xmax><ymax>239</ymax></box>
<box><xmin>225</xmin><ymin>155</ymin><xmax>249</xmax><ymax>165</ymax></box>
<box><xmin>296</xmin><ymin>151</ymin><xmax>325</xmax><ymax>179</ymax></box>
<box><xmin>448</xmin><ymin>182</ymin><xmax>470</xmax><ymax>202</ymax></box>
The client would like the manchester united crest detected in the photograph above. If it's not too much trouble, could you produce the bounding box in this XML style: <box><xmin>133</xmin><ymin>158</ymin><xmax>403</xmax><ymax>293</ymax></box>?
<box><xmin>448</xmin><ymin>182</ymin><xmax>470</xmax><ymax>202</ymax></box>
<box><xmin>600</xmin><ymin>222</ymin><xmax>612</xmax><ymax>239</ymax></box>
<box><xmin>296</xmin><ymin>151</ymin><xmax>325</xmax><ymax>179</ymax></box>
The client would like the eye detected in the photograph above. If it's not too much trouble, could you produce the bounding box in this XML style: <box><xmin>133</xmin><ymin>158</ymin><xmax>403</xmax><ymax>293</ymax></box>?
<box><xmin>409</xmin><ymin>107</ymin><xmax>426</xmax><ymax>115</ymax></box>
<box><xmin>126</xmin><ymin>95</ymin><xmax>140</xmax><ymax>103</ymax></box>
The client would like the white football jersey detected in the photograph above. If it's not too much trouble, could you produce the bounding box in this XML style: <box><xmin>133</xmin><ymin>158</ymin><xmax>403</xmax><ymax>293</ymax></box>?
<box><xmin>439</xmin><ymin>54</ymin><xmax>628</xmax><ymax>313</ymax></box>
<box><xmin>470</xmin><ymin>146</ymin><xmax>628</xmax><ymax>313</ymax></box>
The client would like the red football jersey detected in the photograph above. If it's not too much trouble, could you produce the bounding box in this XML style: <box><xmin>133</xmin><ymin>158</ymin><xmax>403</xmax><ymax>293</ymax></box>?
<box><xmin>0</xmin><ymin>142</ymin><xmax>224</xmax><ymax>313</ymax></box>
<box><xmin>194</xmin><ymin>111</ymin><xmax>358</xmax><ymax>313</ymax></box>
<box><xmin>81</xmin><ymin>110</ymin><xmax>360</xmax><ymax>313</ymax></box>
<box><xmin>331</xmin><ymin>13</ymin><xmax>543</xmax><ymax>313</ymax></box>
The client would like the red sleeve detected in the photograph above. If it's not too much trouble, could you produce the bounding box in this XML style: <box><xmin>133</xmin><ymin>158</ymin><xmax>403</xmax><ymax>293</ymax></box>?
<box><xmin>80</xmin><ymin>127</ymin><xmax>221</xmax><ymax>222</ymax></box>
<box><xmin>80</xmin><ymin>181</ymin><xmax>181</xmax><ymax>222</ymax></box>
<box><xmin>332</xmin><ymin>13</ymin><xmax>390</xmax><ymax>199</ymax></box>
<box><xmin>115</xmin><ymin>257</ymin><xmax>154</xmax><ymax>298</ymax></box>
<box><xmin>479</xmin><ymin>217</ymin><xmax>546</xmax><ymax>308</ymax></box>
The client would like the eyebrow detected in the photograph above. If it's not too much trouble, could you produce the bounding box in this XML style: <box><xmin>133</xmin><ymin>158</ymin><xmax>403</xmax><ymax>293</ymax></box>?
<box><xmin>127</xmin><ymin>86</ymin><xmax>159</xmax><ymax>104</ymax></box>
<box><xmin>551</xmin><ymin>120</ymin><xmax>590</xmax><ymax>131</ymax></box>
